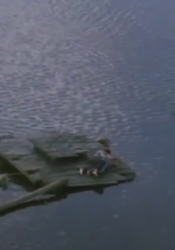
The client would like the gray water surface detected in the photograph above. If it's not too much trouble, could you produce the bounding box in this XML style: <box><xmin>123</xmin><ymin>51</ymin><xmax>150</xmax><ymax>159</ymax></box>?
<box><xmin>1</xmin><ymin>0</ymin><xmax>175</xmax><ymax>249</ymax></box>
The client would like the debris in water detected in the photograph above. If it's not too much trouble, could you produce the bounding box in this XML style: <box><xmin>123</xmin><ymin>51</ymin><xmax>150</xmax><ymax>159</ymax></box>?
<box><xmin>172</xmin><ymin>107</ymin><xmax>175</xmax><ymax>114</ymax></box>
<box><xmin>114</xmin><ymin>214</ymin><xmax>118</xmax><ymax>218</ymax></box>
<box><xmin>59</xmin><ymin>231</ymin><xmax>66</xmax><ymax>236</ymax></box>
<box><xmin>0</xmin><ymin>132</ymin><xmax>135</xmax><ymax>214</ymax></box>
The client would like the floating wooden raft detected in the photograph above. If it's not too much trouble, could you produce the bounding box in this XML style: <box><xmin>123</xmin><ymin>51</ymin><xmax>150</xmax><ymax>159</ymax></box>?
<box><xmin>0</xmin><ymin>133</ymin><xmax>135</xmax><ymax>188</ymax></box>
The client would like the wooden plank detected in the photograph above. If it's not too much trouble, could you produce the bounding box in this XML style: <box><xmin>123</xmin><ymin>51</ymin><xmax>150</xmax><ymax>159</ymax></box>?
<box><xmin>43</xmin><ymin>177</ymin><xmax>118</xmax><ymax>187</ymax></box>
<box><xmin>31</xmin><ymin>134</ymin><xmax>102</xmax><ymax>161</ymax></box>
<box><xmin>48</xmin><ymin>150</ymin><xmax>88</xmax><ymax>159</ymax></box>
<box><xmin>33</xmin><ymin>144</ymin><xmax>89</xmax><ymax>161</ymax></box>
<box><xmin>42</xmin><ymin>170</ymin><xmax>126</xmax><ymax>187</ymax></box>
<box><xmin>9</xmin><ymin>160</ymin><xmax>41</xmax><ymax>184</ymax></box>
<box><xmin>0</xmin><ymin>179</ymin><xmax>68</xmax><ymax>214</ymax></box>
<box><xmin>34</xmin><ymin>144</ymin><xmax>77</xmax><ymax>159</ymax></box>
<box><xmin>0</xmin><ymin>134</ymin><xmax>135</xmax><ymax>189</ymax></box>
<box><xmin>13</xmin><ymin>160</ymin><xmax>41</xmax><ymax>172</ymax></box>
<box><xmin>37</xmin><ymin>154</ymin><xmax>135</xmax><ymax>187</ymax></box>
<box><xmin>29</xmin><ymin>173</ymin><xmax>42</xmax><ymax>183</ymax></box>
<box><xmin>0</xmin><ymin>152</ymin><xmax>41</xmax><ymax>184</ymax></box>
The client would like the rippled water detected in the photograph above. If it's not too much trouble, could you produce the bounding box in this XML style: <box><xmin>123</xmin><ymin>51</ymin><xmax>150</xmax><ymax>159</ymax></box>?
<box><xmin>1</xmin><ymin>0</ymin><xmax>175</xmax><ymax>249</ymax></box>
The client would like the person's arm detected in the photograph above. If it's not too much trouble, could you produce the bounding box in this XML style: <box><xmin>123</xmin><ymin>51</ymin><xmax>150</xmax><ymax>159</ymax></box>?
<box><xmin>94</xmin><ymin>150</ymin><xmax>105</xmax><ymax>158</ymax></box>
<box><xmin>108</xmin><ymin>154</ymin><xmax>112</xmax><ymax>159</ymax></box>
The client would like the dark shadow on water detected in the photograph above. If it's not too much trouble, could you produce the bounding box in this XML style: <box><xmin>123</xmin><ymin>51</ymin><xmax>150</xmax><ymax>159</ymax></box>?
<box><xmin>0</xmin><ymin>184</ymin><xmax>112</xmax><ymax>217</ymax></box>
<box><xmin>0</xmin><ymin>159</ymin><xmax>115</xmax><ymax>216</ymax></box>
<box><xmin>0</xmin><ymin>158</ymin><xmax>133</xmax><ymax>216</ymax></box>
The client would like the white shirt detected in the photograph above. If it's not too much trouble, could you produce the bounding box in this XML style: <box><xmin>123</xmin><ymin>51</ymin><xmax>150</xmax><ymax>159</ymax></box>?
<box><xmin>94</xmin><ymin>150</ymin><xmax>112</xmax><ymax>161</ymax></box>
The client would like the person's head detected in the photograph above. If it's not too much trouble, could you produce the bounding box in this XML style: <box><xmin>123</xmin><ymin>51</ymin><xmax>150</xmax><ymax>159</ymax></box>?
<box><xmin>104</xmin><ymin>148</ymin><xmax>111</xmax><ymax>155</ymax></box>
<box><xmin>96</xmin><ymin>138</ymin><xmax>110</xmax><ymax>147</ymax></box>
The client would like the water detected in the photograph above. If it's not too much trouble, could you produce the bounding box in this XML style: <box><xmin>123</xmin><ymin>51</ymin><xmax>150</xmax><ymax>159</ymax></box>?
<box><xmin>0</xmin><ymin>0</ymin><xmax>175</xmax><ymax>249</ymax></box>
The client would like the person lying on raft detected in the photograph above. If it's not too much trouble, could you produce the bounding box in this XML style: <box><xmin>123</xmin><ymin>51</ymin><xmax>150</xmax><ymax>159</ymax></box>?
<box><xmin>79</xmin><ymin>148</ymin><xmax>113</xmax><ymax>177</ymax></box>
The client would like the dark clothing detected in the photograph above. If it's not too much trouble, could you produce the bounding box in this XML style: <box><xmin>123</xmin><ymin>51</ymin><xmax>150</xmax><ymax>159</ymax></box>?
<box><xmin>87</xmin><ymin>156</ymin><xmax>109</xmax><ymax>174</ymax></box>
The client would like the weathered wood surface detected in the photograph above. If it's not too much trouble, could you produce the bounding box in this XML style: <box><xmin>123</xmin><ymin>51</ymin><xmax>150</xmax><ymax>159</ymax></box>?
<box><xmin>0</xmin><ymin>133</ymin><xmax>135</xmax><ymax>188</ymax></box>
<box><xmin>31</xmin><ymin>133</ymin><xmax>103</xmax><ymax>160</ymax></box>
<box><xmin>0</xmin><ymin>151</ymin><xmax>44</xmax><ymax>184</ymax></box>
<box><xmin>0</xmin><ymin>179</ymin><xmax>68</xmax><ymax>214</ymax></box>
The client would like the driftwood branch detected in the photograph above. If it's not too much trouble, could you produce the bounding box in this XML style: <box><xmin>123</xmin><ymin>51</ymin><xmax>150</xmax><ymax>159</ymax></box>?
<box><xmin>0</xmin><ymin>179</ymin><xmax>68</xmax><ymax>214</ymax></box>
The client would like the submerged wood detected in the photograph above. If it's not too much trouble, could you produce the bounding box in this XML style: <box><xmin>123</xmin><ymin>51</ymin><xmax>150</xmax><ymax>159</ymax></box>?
<box><xmin>0</xmin><ymin>179</ymin><xmax>68</xmax><ymax>214</ymax></box>
<box><xmin>0</xmin><ymin>174</ymin><xmax>8</xmax><ymax>186</ymax></box>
